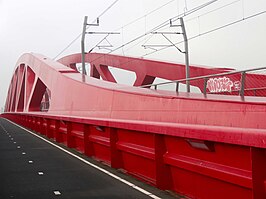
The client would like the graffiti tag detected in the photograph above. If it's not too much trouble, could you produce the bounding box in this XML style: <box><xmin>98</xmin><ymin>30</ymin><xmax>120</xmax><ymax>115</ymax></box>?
<box><xmin>207</xmin><ymin>77</ymin><xmax>234</xmax><ymax>93</ymax></box>
<box><xmin>234</xmin><ymin>81</ymin><xmax>241</xmax><ymax>91</ymax></box>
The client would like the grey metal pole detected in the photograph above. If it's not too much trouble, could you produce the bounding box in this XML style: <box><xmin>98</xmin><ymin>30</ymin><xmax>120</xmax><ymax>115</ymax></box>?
<box><xmin>180</xmin><ymin>17</ymin><xmax>190</xmax><ymax>92</ymax></box>
<box><xmin>240</xmin><ymin>72</ymin><xmax>246</xmax><ymax>97</ymax></box>
<box><xmin>81</xmin><ymin>16</ymin><xmax>88</xmax><ymax>75</ymax></box>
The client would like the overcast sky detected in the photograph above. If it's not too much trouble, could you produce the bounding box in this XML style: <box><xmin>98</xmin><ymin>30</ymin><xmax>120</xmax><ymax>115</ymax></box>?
<box><xmin>0</xmin><ymin>0</ymin><xmax>266</xmax><ymax>109</ymax></box>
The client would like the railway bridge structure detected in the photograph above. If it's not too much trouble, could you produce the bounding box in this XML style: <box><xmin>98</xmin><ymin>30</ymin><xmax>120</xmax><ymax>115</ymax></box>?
<box><xmin>2</xmin><ymin>52</ymin><xmax>266</xmax><ymax>199</ymax></box>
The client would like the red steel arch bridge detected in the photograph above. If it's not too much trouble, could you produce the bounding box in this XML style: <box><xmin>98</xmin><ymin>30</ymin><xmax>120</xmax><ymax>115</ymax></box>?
<box><xmin>2</xmin><ymin>52</ymin><xmax>266</xmax><ymax>199</ymax></box>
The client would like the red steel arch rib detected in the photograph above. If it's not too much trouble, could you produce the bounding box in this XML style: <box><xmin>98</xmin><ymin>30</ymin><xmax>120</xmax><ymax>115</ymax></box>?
<box><xmin>2</xmin><ymin>52</ymin><xmax>266</xmax><ymax>199</ymax></box>
<box><xmin>58</xmin><ymin>52</ymin><xmax>234</xmax><ymax>88</ymax></box>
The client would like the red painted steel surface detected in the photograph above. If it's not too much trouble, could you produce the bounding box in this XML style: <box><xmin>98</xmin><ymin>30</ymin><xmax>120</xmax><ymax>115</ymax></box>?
<box><xmin>58</xmin><ymin>53</ymin><xmax>234</xmax><ymax>88</ymax></box>
<box><xmin>2</xmin><ymin>52</ymin><xmax>266</xmax><ymax>199</ymax></box>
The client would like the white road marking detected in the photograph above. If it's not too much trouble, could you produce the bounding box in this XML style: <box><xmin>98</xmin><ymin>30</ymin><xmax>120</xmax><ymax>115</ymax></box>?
<box><xmin>28</xmin><ymin>160</ymin><xmax>33</xmax><ymax>164</ymax></box>
<box><xmin>0</xmin><ymin>123</ymin><xmax>8</xmax><ymax>134</ymax></box>
<box><xmin>54</xmin><ymin>191</ymin><xmax>61</xmax><ymax>195</ymax></box>
<box><xmin>6</xmin><ymin>118</ymin><xmax>161</xmax><ymax>199</ymax></box>
<box><xmin>38</xmin><ymin>172</ymin><xmax>44</xmax><ymax>175</ymax></box>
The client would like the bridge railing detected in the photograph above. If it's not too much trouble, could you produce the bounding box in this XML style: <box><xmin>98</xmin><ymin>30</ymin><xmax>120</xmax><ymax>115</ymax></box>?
<box><xmin>140</xmin><ymin>67</ymin><xmax>266</xmax><ymax>97</ymax></box>
<box><xmin>2</xmin><ymin>112</ymin><xmax>266</xmax><ymax>199</ymax></box>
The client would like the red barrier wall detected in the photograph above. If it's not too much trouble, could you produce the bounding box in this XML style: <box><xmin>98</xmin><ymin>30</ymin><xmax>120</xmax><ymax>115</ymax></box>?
<box><xmin>2</xmin><ymin>113</ymin><xmax>266</xmax><ymax>199</ymax></box>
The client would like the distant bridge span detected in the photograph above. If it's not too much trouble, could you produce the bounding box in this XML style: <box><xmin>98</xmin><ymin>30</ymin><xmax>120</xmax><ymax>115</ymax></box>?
<box><xmin>2</xmin><ymin>52</ymin><xmax>266</xmax><ymax>199</ymax></box>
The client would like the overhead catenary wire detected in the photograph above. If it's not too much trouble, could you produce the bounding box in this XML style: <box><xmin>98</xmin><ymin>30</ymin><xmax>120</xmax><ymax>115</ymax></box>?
<box><xmin>55</xmin><ymin>0</ymin><xmax>265</xmax><ymax>77</ymax></box>
<box><xmin>89</xmin><ymin>0</ymin><xmax>177</xmax><ymax>55</ymax></box>
<box><xmin>125</xmin><ymin>34</ymin><xmax>154</xmax><ymax>53</ymax></box>
<box><xmin>114</xmin><ymin>0</ymin><xmax>176</xmax><ymax>31</ymax></box>
<box><xmin>88</xmin><ymin>0</ymin><xmax>219</xmax><ymax>63</ymax></box>
<box><xmin>80</xmin><ymin>1</ymin><xmax>220</xmax><ymax>76</ymax></box>
<box><xmin>141</xmin><ymin>0</ymin><xmax>245</xmax><ymax>55</ymax></box>
<box><xmin>85</xmin><ymin>7</ymin><xmax>266</xmax><ymax>80</ymax></box>
<box><xmin>53</xmin><ymin>0</ymin><xmax>119</xmax><ymax>60</ymax></box>
<box><xmin>185</xmin><ymin>0</ymin><xmax>241</xmax><ymax>23</ymax></box>
<box><xmin>88</xmin><ymin>34</ymin><xmax>110</xmax><ymax>53</ymax></box>
<box><xmin>54</xmin><ymin>0</ymin><xmax>173</xmax><ymax>60</ymax></box>
<box><xmin>148</xmin><ymin>0</ymin><xmax>218</xmax><ymax>33</ymax></box>
<box><xmin>142</xmin><ymin>9</ymin><xmax>266</xmax><ymax>58</ymax></box>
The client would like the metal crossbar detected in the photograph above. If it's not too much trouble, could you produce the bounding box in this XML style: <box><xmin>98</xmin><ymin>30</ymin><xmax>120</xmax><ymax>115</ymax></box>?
<box><xmin>140</xmin><ymin>66</ymin><xmax>266</xmax><ymax>97</ymax></box>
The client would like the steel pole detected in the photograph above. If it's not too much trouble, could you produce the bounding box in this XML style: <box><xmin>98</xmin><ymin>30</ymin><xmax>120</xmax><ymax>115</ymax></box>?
<box><xmin>180</xmin><ymin>17</ymin><xmax>190</xmax><ymax>92</ymax></box>
<box><xmin>81</xmin><ymin>16</ymin><xmax>88</xmax><ymax>75</ymax></box>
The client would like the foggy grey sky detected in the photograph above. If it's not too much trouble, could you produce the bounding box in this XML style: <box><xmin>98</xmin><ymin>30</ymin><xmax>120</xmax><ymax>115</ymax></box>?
<box><xmin>0</xmin><ymin>0</ymin><xmax>266</xmax><ymax>109</ymax></box>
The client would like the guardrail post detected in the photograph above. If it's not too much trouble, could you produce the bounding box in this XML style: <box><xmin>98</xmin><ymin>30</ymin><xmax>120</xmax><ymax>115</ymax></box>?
<box><xmin>84</xmin><ymin>124</ymin><xmax>94</xmax><ymax>156</ymax></box>
<box><xmin>37</xmin><ymin>117</ymin><xmax>42</xmax><ymax>134</ymax></box>
<box><xmin>67</xmin><ymin>122</ymin><xmax>73</xmax><ymax>148</ymax></box>
<box><xmin>240</xmin><ymin>72</ymin><xmax>246</xmax><ymax>97</ymax></box>
<box><xmin>253</xmin><ymin>89</ymin><xmax>256</xmax><ymax>96</ymax></box>
<box><xmin>251</xmin><ymin>147</ymin><xmax>266</xmax><ymax>199</ymax></box>
<box><xmin>154</xmin><ymin>134</ymin><xmax>172</xmax><ymax>190</ymax></box>
<box><xmin>26</xmin><ymin>115</ymin><xmax>29</xmax><ymax>128</ymax></box>
<box><xmin>203</xmin><ymin>78</ymin><xmax>207</xmax><ymax>95</ymax></box>
<box><xmin>55</xmin><ymin>120</ymin><xmax>60</xmax><ymax>142</ymax></box>
<box><xmin>28</xmin><ymin>116</ymin><xmax>32</xmax><ymax>130</ymax></box>
<box><xmin>31</xmin><ymin>116</ymin><xmax>34</xmax><ymax>130</ymax></box>
<box><xmin>20</xmin><ymin>115</ymin><xmax>25</xmax><ymax>126</ymax></box>
<box><xmin>110</xmin><ymin>128</ymin><xmax>122</xmax><ymax>169</ymax></box>
<box><xmin>176</xmin><ymin>82</ymin><xmax>179</xmax><ymax>92</ymax></box>
<box><xmin>41</xmin><ymin>118</ymin><xmax>46</xmax><ymax>136</ymax></box>
<box><xmin>44</xmin><ymin>119</ymin><xmax>50</xmax><ymax>137</ymax></box>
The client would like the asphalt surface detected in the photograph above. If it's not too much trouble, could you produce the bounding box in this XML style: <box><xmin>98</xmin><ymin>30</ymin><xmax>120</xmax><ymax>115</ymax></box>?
<box><xmin>0</xmin><ymin>118</ymin><xmax>178</xmax><ymax>199</ymax></box>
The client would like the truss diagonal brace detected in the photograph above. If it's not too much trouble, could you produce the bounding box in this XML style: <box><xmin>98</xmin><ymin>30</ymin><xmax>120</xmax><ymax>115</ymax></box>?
<box><xmin>161</xmin><ymin>34</ymin><xmax>184</xmax><ymax>53</ymax></box>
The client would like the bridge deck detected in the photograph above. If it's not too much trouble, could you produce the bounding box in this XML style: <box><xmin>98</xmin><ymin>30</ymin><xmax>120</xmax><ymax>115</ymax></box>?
<box><xmin>0</xmin><ymin>118</ymin><xmax>176</xmax><ymax>199</ymax></box>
